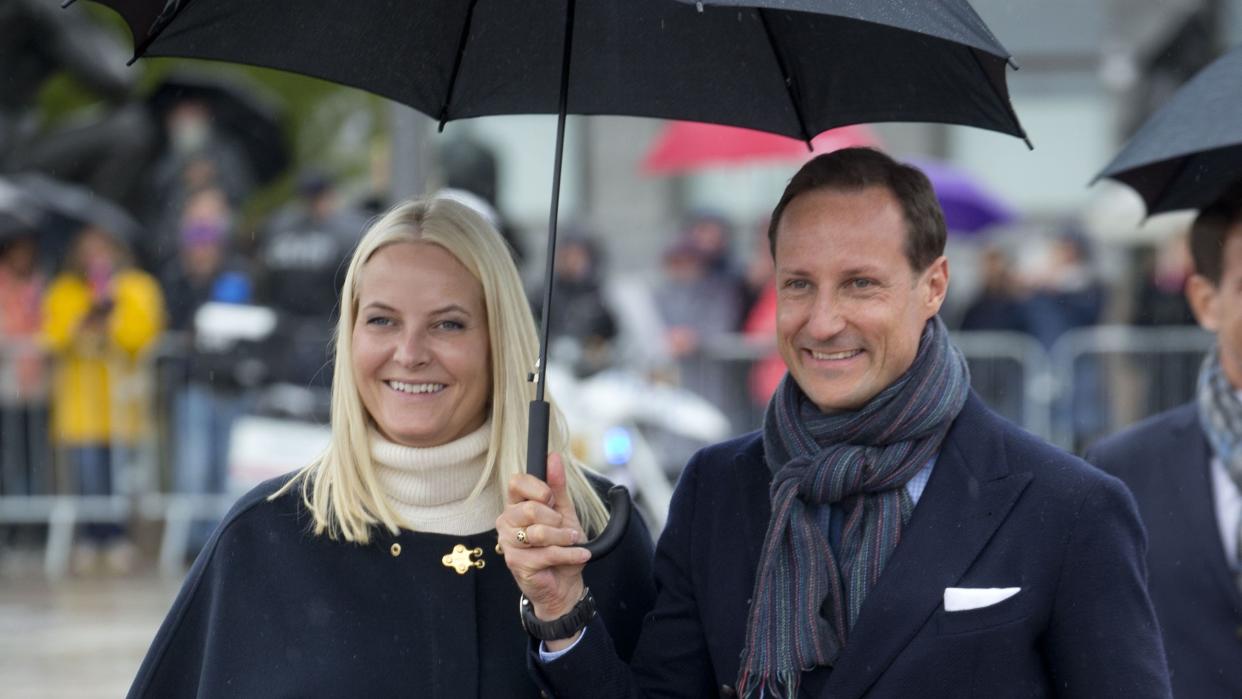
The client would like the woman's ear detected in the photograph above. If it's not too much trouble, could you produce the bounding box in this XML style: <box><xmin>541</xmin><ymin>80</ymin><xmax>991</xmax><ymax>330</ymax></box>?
<box><xmin>1187</xmin><ymin>274</ymin><xmax>1220</xmax><ymax>331</ymax></box>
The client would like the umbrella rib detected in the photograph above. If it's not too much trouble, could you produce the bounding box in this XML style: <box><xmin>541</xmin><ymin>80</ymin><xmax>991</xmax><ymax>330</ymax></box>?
<box><xmin>126</xmin><ymin>0</ymin><xmax>196</xmax><ymax>66</ymax></box>
<box><xmin>1142</xmin><ymin>155</ymin><xmax>1195</xmax><ymax>217</ymax></box>
<box><xmin>756</xmin><ymin>8</ymin><xmax>812</xmax><ymax>148</ymax></box>
<box><xmin>968</xmin><ymin>48</ymin><xmax>1032</xmax><ymax>150</ymax></box>
<box><xmin>438</xmin><ymin>0</ymin><xmax>483</xmax><ymax>132</ymax></box>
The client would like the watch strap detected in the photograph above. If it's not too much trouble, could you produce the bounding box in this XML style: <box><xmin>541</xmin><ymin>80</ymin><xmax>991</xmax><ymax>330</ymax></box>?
<box><xmin>520</xmin><ymin>588</ymin><xmax>596</xmax><ymax>641</ymax></box>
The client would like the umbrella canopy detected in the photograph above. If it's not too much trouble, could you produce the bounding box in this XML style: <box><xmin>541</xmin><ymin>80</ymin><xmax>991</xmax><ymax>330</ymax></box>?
<box><xmin>642</xmin><ymin>122</ymin><xmax>880</xmax><ymax>174</ymax></box>
<box><xmin>10</xmin><ymin>173</ymin><xmax>142</xmax><ymax>243</ymax></box>
<box><xmin>0</xmin><ymin>211</ymin><xmax>37</xmax><ymax>243</ymax></box>
<box><xmin>148</xmin><ymin>71</ymin><xmax>290</xmax><ymax>184</ymax></box>
<box><xmin>0</xmin><ymin>179</ymin><xmax>42</xmax><ymax>242</ymax></box>
<box><xmin>1096</xmin><ymin>44</ymin><xmax>1242</xmax><ymax>215</ymax></box>
<box><xmin>92</xmin><ymin>0</ymin><xmax>1025</xmax><ymax>142</ymax></box>
<box><xmin>0</xmin><ymin>173</ymin><xmax>141</xmax><ymax>271</ymax></box>
<box><xmin>82</xmin><ymin>0</ymin><xmax>1028</xmax><ymax>557</ymax></box>
<box><xmin>905</xmin><ymin>158</ymin><xmax>1017</xmax><ymax>234</ymax></box>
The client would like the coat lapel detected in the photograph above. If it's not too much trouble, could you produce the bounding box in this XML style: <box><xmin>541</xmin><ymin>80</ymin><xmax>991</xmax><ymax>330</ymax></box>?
<box><xmin>1171</xmin><ymin>410</ymin><xmax>1242</xmax><ymax>609</ymax></box>
<box><xmin>821</xmin><ymin>396</ymin><xmax>1032</xmax><ymax>699</ymax></box>
<box><xmin>736</xmin><ymin>439</ymin><xmax>774</xmax><ymax>576</ymax></box>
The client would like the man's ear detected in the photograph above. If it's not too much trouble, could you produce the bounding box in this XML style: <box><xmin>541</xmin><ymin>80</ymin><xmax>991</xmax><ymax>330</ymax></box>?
<box><xmin>922</xmin><ymin>255</ymin><xmax>949</xmax><ymax>315</ymax></box>
<box><xmin>1187</xmin><ymin>274</ymin><xmax>1220</xmax><ymax>331</ymax></box>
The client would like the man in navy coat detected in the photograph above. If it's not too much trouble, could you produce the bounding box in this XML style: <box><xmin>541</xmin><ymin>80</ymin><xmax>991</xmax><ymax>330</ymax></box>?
<box><xmin>1088</xmin><ymin>188</ymin><xmax>1242</xmax><ymax>698</ymax></box>
<box><xmin>499</xmin><ymin>148</ymin><xmax>1171</xmax><ymax>698</ymax></box>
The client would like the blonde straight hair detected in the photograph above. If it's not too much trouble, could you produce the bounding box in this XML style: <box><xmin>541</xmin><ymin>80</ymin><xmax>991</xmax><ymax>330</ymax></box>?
<box><xmin>273</xmin><ymin>197</ymin><xmax>609</xmax><ymax>543</ymax></box>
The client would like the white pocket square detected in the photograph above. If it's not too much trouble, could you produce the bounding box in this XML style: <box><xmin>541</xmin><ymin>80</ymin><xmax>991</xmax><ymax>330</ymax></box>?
<box><xmin>943</xmin><ymin>586</ymin><xmax>1021</xmax><ymax>612</ymax></box>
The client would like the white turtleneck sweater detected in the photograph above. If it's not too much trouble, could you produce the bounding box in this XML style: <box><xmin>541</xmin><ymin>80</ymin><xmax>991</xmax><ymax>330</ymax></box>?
<box><xmin>370</xmin><ymin>421</ymin><xmax>502</xmax><ymax>536</ymax></box>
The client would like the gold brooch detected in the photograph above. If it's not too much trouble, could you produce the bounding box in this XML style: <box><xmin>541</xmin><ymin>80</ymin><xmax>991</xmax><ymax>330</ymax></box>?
<box><xmin>442</xmin><ymin>544</ymin><xmax>485</xmax><ymax>574</ymax></box>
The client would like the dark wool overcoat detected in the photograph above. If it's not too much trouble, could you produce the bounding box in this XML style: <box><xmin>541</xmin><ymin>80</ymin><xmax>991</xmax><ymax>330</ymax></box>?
<box><xmin>1089</xmin><ymin>403</ymin><xmax>1242</xmax><ymax>699</ymax></box>
<box><xmin>534</xmin><ymin>394</ymin><xmax>1172</xmax><ymax>698</ymax></box>
<box><xmin>127</xmin><ymin>474</ymin><xmax>655</xmax><ymax>698</ymax></box>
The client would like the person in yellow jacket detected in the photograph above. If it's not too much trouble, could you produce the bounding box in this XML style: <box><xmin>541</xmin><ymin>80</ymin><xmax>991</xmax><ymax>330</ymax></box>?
<box><xmin>42</xmin><ymin>225</ymin><xmax>165</xmax><ymax>572</ymax></box>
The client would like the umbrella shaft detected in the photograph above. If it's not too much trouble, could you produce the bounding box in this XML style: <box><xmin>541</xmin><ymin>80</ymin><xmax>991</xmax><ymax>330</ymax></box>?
<box><xmin>535</xmin><ymin>0</ymin><xmax>577</xmax><ymax>403</ymax></box>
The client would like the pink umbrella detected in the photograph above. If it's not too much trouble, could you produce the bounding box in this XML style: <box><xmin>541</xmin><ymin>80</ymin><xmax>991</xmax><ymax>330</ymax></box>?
<box><xmin>642</xmin><ymin>122</ymin><xmax>881</xmax><ymax>174</ymax></box>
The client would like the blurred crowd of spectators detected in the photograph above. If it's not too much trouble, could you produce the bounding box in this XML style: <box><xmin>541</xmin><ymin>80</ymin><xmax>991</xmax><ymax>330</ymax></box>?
<box><xmin>0</xmin><ymin>149</ymin><xmax>377</xmax><ymax>574</ymax></box>
<box><xmin>0</xmin><ymin>0</ymin><xmax>386</xmax><ymax>571</ymax></box>
<box><xmin>549</xmin><ymin>210</ymin><xmax>1205</xmax><ymax>453</ymax></box>
<box><xmin>0</xmin><ymin>0</ymin><xmax>1209</xmax><ymax>574</ymax></box>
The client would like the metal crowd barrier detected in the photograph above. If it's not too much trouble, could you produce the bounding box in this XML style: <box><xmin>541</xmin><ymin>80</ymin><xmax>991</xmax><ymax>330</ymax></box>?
<box><xmin>693</xmin><ymin>330</ymin><xmax>1055</xmax><ymax>441</ymax></box>
<box><xmin>695</xmin><ymin>325</ymin><xmax>1212</xmax><ymax>453</ymax></box>
<box><xmin>952</xmin><ymin>330</ymin><xmax>1054</xmax><ymax>442</ymax></box>
<box><xmin>1047</xmin><ymin>325</ymin><xmax>1212</xmax><ymax>451</ymax></box>
<box><xmin>0</xmin><ymin>325</ymin><xmax>1219</xmax><ymax>578</ymax></box>
<box><xmin>0</xmin><ymin>333</ymin><xmax>238</xmax><ymax>578</ymax></box>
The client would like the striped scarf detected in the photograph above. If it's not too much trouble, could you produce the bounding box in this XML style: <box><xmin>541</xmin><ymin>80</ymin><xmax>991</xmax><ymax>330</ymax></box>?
<box><xmin>1198</xmin><ymin>346</ymin><xmax>1242</xmax><ymax>503</ymax></box>
<box><xmin>738</xmin><ymin>316</ymin><xmax>970</xmax><ymax>699</ymax></box>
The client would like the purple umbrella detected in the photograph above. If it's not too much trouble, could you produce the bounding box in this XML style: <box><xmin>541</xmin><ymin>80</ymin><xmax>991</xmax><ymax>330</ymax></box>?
<box><xmin>906</xmin><ymin>158</ymin><xmax>1017</xmax><ymax>234</ymax></box>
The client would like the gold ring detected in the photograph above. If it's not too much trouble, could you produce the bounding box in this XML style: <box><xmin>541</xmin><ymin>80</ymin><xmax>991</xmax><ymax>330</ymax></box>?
<box><xmin>515</xmin><ymin>528</ymin><xmax>528</xmax><ymax>545</ymax></box>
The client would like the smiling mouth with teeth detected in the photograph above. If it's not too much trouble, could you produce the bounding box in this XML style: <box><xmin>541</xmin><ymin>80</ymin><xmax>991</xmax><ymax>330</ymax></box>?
<box><xmin>810</xmin><ymin>349</ymin><xmax>864</xmax><ymax>361</ymax></box>
<box><xmin>386</xmin><ymin>380</ymin><xmax>447</xmax><ymax>395</ymax></box>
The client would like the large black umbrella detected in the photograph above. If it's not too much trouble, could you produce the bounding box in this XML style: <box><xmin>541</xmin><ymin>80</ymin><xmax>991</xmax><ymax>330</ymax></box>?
<box><xmin>1096</xmin><ymin>44</ymin><xmax>1242</xmax><ymax>215</ymax></box>
<box><xmin>80</xmin><ymin>0</ymin><xmax>1028</xmax><ymax>556</ymax></box>
<box><xmin>88</xmin><ymin>0</ymin><xmax>1026</xmax><ymax>141</ymax></box>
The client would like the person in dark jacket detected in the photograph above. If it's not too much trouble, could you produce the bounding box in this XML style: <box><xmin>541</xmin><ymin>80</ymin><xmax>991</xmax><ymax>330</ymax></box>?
<box><xmin>1019</xmin><ymin>229</ymin><xmax>1109</xmax><ymax>450</ymax></box>
<box><xmin>158</xmin><ymin>186</ymin><xmax>256</xmax><ymax>554</ymax></box>
<box><xmin>258</xmin><ymin>171</ymin><xmax>368</xmax><ymax>390</ymax></box>
<box><xmin>538</xmin><ymin>232</ymin><xmax>618</xmax><ymax>376</ymax></box>
<box><xmin>1131</xmin><ymin>233</ymin><xmax>1201</xmax><ymax>415</ymax></box>
<box><xmin>1088</xmin><ymin>185</ymin><xmax>1242</xmax><ymax>699</ymax></box>
<box><xmin>959</xmin><ymin>244</ymin><xmax>1025</xmax><ymax>333</ymax></box>
<box><xmin>500</xmin><ymin>148</ymin><xmax>1170</xmax><ymax>698</ymax></box>
<box><xmin>127</xmin><ymin>197</ymin><xmax>654</xmax><ymax>698</ymax></box>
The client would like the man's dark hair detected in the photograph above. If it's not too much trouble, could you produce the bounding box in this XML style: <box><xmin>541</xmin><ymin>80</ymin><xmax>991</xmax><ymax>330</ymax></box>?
<box><xmin>766</xmin><ymin>147</ymin><xmax>947</xmax><ymax>271</ymax></box>
<box><xmin>1190</xmin><ymin>181</ymin><xmax>1242</xmax><ymax>284</ymax></box>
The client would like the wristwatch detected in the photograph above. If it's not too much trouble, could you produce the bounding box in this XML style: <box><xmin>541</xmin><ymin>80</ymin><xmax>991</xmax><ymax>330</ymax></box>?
<box><xmin>519</xmin><ymin>588</ymin><xmax>597</xmax><ymax>641</ymax></box>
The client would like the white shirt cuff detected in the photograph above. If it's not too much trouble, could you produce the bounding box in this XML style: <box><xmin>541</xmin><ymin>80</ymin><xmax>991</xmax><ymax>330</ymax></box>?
<box><xmin>537</xmin><ymin>627</ymin><xmax>587</xmax><ymax>663</ymax></box>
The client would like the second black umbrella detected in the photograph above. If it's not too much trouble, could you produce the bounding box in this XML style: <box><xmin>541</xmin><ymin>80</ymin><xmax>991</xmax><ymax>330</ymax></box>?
<box><xmin>1096</xmin><ymin>44</ymin><xmax>1242</xmax><ymax>215</ymax></box>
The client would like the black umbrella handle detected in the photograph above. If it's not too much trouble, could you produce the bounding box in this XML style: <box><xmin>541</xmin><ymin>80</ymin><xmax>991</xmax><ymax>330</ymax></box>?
<box><xmin>527</xmin><ymin>399</ymin><xmax>630</xmax><ymax>559</ymax></box>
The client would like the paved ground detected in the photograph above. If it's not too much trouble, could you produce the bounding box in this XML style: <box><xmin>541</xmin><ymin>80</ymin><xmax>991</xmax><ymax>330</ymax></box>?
<box><xmin>0</xmin><ymin>551</ymin><xmax>180</xmax><ymax>699</ymax></box>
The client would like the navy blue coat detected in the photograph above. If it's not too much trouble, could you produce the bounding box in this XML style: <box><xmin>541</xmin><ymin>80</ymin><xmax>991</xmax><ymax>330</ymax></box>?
<box><xmin>534</xmin><ymin>394</ymin><xmax>1171</xmax><ymax>698</ymax></box>
<box><xmin>127</xmin><ymin>474</ymin><xmax>655</xmax><ymax>698</ymax></box>
<box><xmin>1088</xmin><ymin>403</ymin><xmax>1242</xmax><ymax>698</ymax></box>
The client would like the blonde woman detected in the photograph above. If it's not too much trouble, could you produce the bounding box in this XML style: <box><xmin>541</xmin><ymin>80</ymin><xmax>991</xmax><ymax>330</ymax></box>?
<box><xmin>128</xmin><ymin>198</ymin><xmax>655</xmax><ymax>698</ymax></box>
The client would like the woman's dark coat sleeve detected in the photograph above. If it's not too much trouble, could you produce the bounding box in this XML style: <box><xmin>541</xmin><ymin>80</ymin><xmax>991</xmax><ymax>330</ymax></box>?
<box><xmin>126</xmin><ymin>486</ymin><xmax>273</xmax><ymax>698</ymax></box>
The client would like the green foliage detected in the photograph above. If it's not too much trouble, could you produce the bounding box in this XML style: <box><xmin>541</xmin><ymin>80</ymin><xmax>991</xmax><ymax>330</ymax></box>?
<box><xmin>35</xmin><ymin>4</ymin><xmax>389</xmax><ymax>229</ymax></box>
